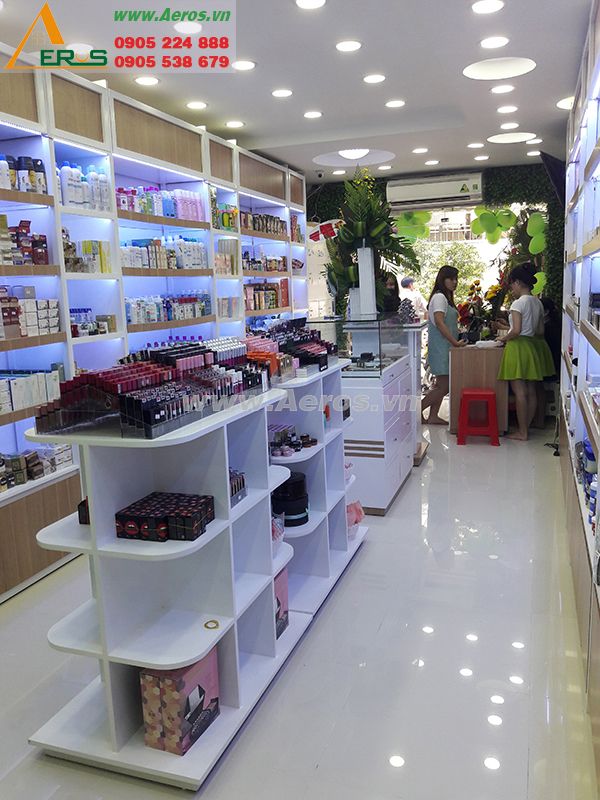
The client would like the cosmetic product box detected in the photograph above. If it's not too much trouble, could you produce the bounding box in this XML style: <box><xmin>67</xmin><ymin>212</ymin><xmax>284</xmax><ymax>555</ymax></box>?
<box><xmin>271</xmin><ymin>471</ymin><xmax>309</xmax><ymax>527</ymax></box>
<box><xmin>115</xmin><ymin>492</ymin><xmax>215</xmax><ymax>542</ymax></box>
<box><xmin>229</xmin><ymin>469</ymin><xmax>247</xmax><ymax>507</ymax></box>
<box><xmin>12</xmin><ymin>285</ymin><xmax>35</xmax><ymax>299</ymax></box>
<box><xmin>274</xmin><ymin>567</ymin><xmax>289</xmax><ymax>640</ymax></box>
<box><xmin>141</xmin><ymin>646</ymin><xmax>220</xmax><ymax>755</ymax></box>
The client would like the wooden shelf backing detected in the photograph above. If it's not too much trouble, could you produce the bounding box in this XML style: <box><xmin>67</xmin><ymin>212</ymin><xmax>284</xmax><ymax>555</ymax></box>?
<box><xmin>245</xmin><ymin>306</ymin><xmax>291</xmax><ymax>317</ymax></box>
<box><xmin>583</xmin><ymin>233</ymin><xmax>600</xmax><ymax>258</ymax></box>
<box><xmin>242</xmin><ymin>270</ymin><xmax>291</xmax><ymax>278</ymax></box>
<box><xmin>127</xmin><ymin>315</ymin><xmax>216</xmax><ymax>333</ymax></box>
<box><xmin>0</xmin><ymin>332</ymin><xmax>66</xmax><ymax>352</ymax></box>
<box><xmin>566</xmin><ymin>302</ymin><xmax>580</xmax><ymax>325</ymax></box>
<box><xmin>240</xmin><ymin>228</ymin><xmax>289</xmax><ymax>243</ymax></box>
<box><xmin>568</xmin><ymin>184</ymin><xmax>583</xmax><ymax>212</ymax></box>
<box><xmin>0</xmin><ymin>264</ymin><xmax>60</xmax><ymax>277</ymax></box>
<box><xmin>0</xmin><ymin>404</ymin><xmax>41</xmax><ymax>428</ymax></box>
<box><xmin>0</xmin><ymin>188</ymin><xmax>54</xmax><ymax>207</ymax></box>
<box><xmin>562</xmin><ymin>350</ymin><xmax>573</xmax><ymax>384</ymax></box>
<box><xmin>585</xmin><ymin>141</ymin><xmax>600</xmax><ymax>182</ymax></box>
<box><xmin>122</xmin><ymin>268</ymin><xmax>213</xmax><ymax>277</ymax></box>
<box><xmin>566</xmin><ymin>249</ymin><xmax>578</xmax><ymax>263</ymax></box>
<box><xmin>581</xmin><ymin>318</ymin><xmax>600</xmax><ymax>355</ymax></box>
<box><xmin>117</xmin><ymin>209</ymin><xmax>210</xmax><ymax>230</ymax></box>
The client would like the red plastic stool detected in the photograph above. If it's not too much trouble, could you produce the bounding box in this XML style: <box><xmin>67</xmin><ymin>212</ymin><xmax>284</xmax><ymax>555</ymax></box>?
<box><xmin>457</xmin><ymin>388</ymin><xmax>500</xmax><ymax>446</ymax></box>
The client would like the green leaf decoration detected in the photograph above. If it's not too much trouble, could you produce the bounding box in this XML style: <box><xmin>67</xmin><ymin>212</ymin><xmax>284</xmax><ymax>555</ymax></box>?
<box><xmin>529</xmin><ymin>233</ymin><xmax>546</xmax><ymax>254</ymax></box>
<box><xmin>471</xmin><ymin>217</ymin><xmax>484</xmax><ymax>236</ymax></box>
<box><xmin>527</xmin><ymin>212</ymin><xmax>546</xmax><ymax>236</ymax></box>
<box><xmin>396</xmin><ymin>226</ymin><xmax>418</xmax><ymax>241</ymax></box>
<box><xmin>412</xmin><ymin>211</ymin><xmax>432</xmax><ymax>224</ymax></box>
<box><xmin>532</xmin><ymin>271</ymin><xmax>547</xmax><ymax>295</ymax></box>
<box><xmin>479</xmin><ymin>211</ymin><xmax>499</xmax><ymax>234</ymax></box>
<box><xmin>487</xmin><ymin>228</ymin><xmax>502</xmax><ymax>244</ymax></box>
<box><xmin>497</xmin><ymin>209</ymin><xmax>517</xmax><ymax>230</ymax></box>
<box><xmin>474</xmin><ymin>205</ymin><xmax>487</xmax><ymax>217</ymax></box>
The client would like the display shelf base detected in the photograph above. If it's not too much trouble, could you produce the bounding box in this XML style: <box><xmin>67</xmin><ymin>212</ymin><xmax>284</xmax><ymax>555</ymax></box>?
<box><xmin>272</xmin><ymin>542</ymin><xmax>294</xmax><ymax>575</ymax></box>
<box><xmin>270</xmin><ymin>441</ymin><xmax>324</xmax><ymax>465</ymax></box>
<box><xmin>288</xmin><ymin>526</ymin><xmax>367</xmax><ymax>614</ymax></box>
<box><xmin>97</xmin><ymin>517</ymin><xmax>229</xmax><ymax>561</ymax></box>
<box><xmin>48</xmin><ymin>599</ymin><xmax>102</xmax><ymax>657</ymax></box>
<box><xmin>282</xmin><ymin>510</ymin><xmax>327</xmax><ymax>539</ymax></box>
<box><xmin>268</xmin><ymin>464</ymin><xmax>291</xmax><ymax>491</ymax></box>
<box><xmin>31</xmin><ymin>612</ymin><xmax>312</xmax><ymax>791</ymax></box>
<box><xmin>230</xmin><ymin>488</ymin><xmax>267</xmax><ymax>522</ymax></box>
<box><xmin>234</xmin><ymin>572</ymin><xmax>272</xmax><ymax>615</ymax></box>
<box><xmin>37</xmin><ymin>511</ymin><xmax>92</xmax><ymax>554</ymax></box>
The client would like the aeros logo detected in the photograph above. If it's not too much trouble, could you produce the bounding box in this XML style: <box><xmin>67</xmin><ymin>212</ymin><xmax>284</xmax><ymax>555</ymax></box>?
<box><xmin>5</xmin><ymin>3</ymin><xmax>108</xmax><ymax>70</ymax></box>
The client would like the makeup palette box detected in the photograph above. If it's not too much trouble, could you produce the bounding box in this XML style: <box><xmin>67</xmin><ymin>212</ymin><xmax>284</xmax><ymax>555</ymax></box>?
<box><xmin>140</xmin><ymin>646</ymin><xmax>220</xmax><ymax>756</ymax></box>
<box><xmin>274</xmin><ymin>567</ymin><xmax>289</xmax><ymax>639</ymax></box>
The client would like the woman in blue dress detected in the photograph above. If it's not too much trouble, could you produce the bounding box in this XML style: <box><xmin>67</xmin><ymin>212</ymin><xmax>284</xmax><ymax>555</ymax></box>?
<box><xmin>421</xmin><ymin>266</ymin><xmax>466</xmax><ymax>424</ymax></box>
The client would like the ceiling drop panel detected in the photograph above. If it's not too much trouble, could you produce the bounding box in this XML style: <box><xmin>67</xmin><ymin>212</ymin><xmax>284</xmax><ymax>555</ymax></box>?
<box><xmin>0</xmin><ymin>54</ymin><xmax>38</xmax><ymax>123</ymax></box>
<box><xmin>209</xmin><ymin>139</ymin><xmax>234</xmax><ymax>183</ymax></box>
<box><xmin>114</xmin><ymin>100</ymin><xmax>203</xmax><ymax>172</ymax></box>
<box><xmin>52</xmin><ymin>76</ymin><xmax>103</xmax><ymax>143</ymax></box>
<box><xmin>239</xmin><ymin>153</ymin><xmax>286</xmax><ymax>200</ymax></box>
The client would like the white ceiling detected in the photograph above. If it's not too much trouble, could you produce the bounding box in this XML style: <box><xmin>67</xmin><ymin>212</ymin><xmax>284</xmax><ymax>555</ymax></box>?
<box><xmin>0</xmin><ymin>0</ymin><xmax>592</xmax><ymax>181</ymax></box>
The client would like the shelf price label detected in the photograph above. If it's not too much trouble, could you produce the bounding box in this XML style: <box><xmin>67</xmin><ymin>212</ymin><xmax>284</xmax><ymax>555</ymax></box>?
<box><xmin>4</xmin><ymin>1</ymin><xmax>237</xmax><ymax>74</ymax></box>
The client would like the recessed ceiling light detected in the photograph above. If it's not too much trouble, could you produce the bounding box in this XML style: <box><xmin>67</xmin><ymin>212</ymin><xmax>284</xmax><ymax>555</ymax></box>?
<box><xmin>463</xmin><ymin>57</ymin><xmax>536</xmax><ymax>81</ymax></box>
<box><xmin>481</xmin><ymin>36</ymin><xmax>509</xmax><ymax>49</ymax></box>
<box><xmin>425</xmin><ymin>160</ymin><xmax>440</xmax><ymax>166</ymax></box>
<box><xmin>498</xmin><ymin>105</ymin><xmax>518</xmax><ymax>113</ymax></box>
<box><xmin>66</xmin><ymin>42</ymin><xmax>93</xmax><ymax>57</ymax></box>
<box><xmin>226</xmin><ymin>139</ymin><xmax>237</xmax><ymax>145</ymax></box>
<box><xmin>557</xmin><ymin>95</ymin><xmax>575</xmax><ymax>110</ymax></box>
<box><xmin>272</xmin><ymin>89</ymin><xmax>293</xmax><ymax>98</ymax></box>
<box><xmin>509</xmin><ymin>675</ymin><xmax>524</xmax><ymax>685</ymax></box>
<box><xmin>226</xmin><ymin>120</ymin><xmax>245</xmax><ymax>128</ymax></box>
<box><xmin>364</xmin><ymin>74</ymin><xmax>386</xmax><ymax>84</ymax></box>
<box><xmin>232</xmin><ymin>60</ymin><xmax>255</xmax><ymax>71</ymax></box>
<box><xmin>484</xmin><ymin>757</ymin><xmax>501</xmax><ymax>770</ymax></box>
<box><xmin>475</xmin><ymin>155</ymin><xmax>490</xmax><ymax>160</ymax></box>
<box><xmin>488</xmin><ymin>715</ymin><xmax>503</xmax><ymax>726</ymax></box>
<box><xmin>460</xmin><ymin>667</ymin><xmax>474</xmax><ymax>677</ymax></box>
<box><xmin>472</xmin><ymin>0</ymin><xmax>505</xmax><ymax>13</ymax></box>
<box><xmin>488</xmin><ymin>553</ymin><xmax>499</xmax><ymax>559</ymax></box>
<box><xmin>422</xmin><ymin>626</ymin><xmax>434</xmax><ymax>634</ymax></box>
<box><xmin>501</xmin><ymin>122</ymin><xmax>519</xmax><ymax>130</ymax></box>
<box><xmin>187</xmin><ymin>101</ymin><xmax>207</xmax><ymax>110</ymax></box>
<box><xmin>491</xmin><ymin>84</ymin><xmax>514</xmax><ymax>93</ymax></box>
<box><xmin>378</xmin><ymin>165</ymin><xmax>392</xmax><ymax>171</ymax></box>
<box><xmin>468</xmin><ymin>142</ymin><xmax>485</xmax><ymax>148</ymax></box>
<box><xmin>527</xmin><ymin>137</ymin><xmax>543</xmax><ymax>144</ymax></box>
<box><xmin>527</xmin><ymin>150</ymin><xmax>541</xmax><ymax>157</ymax></box>
<box><xmin>386</xmin><ymin>99</ymin><xmax>406</xmax><ymax>108</ymax></box>
<box><xmin>304</xmin><ymin>110</ymin><xmax>323</xmax><ymax>118</ymax></box>
<box><xmin>466</xmin><ymin>633</ymin><xmax>479</xmax><ymax>642</ymax></box>
<box><xmin>490</xmin><ymin>694</ymin><xmax>505</xmax><ymax>704</ymax></box>
<box><xmin>332</xmin><ymin>170</ymin><xmax>346</xmax><ymax>175</ymax></box>
<box><xmin>135</xmin><ymin>76</ymin><xmax>159</xmax><ymax>86</ymax></box>
<box><xmin>336</xmin><ymin>40</ymin><xmax>361</xmax><ymax>52</ymax></box>
<box><xmin>512</xmin><ymin>641</ymin><xmax>525</xmax><ymax>649</ymax></box>
<box><xmin>174</xmin><ymin>21</ymin><xmax>202</xmax><ymax>33</ymax></box>
<box><xmin>488</xmin><ymin>132</ymin><xmax>536</xmax><ymax>143</ymax></box>
<box><xmin>413</xmin><ymin>147</ymin><xmax>428</xmax><ymax>154</ymax></box>
<box><xmin>296</xmin><ymin>0</ymin><xmax>326</xmax><ymax>7</ymax></box>
<box><xmin>389</xmin><ymin>756</ymin><xmax>405</xmax><ymax>768</ymax></box>
<box><xmin>339</xmin><ymin>148</ymin><xmax>370</xmax><ymax>160</ymax></box>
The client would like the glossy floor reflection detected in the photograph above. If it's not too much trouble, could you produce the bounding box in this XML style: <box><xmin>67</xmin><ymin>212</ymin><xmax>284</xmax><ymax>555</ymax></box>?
<box><xmin>0</xmin><ymin>425</ymin><xmax>597</xmax><ymax>799</ymax></box>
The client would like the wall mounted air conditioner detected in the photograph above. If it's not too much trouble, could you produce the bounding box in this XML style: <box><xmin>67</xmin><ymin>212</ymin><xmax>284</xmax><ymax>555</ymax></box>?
<box><xmin>386</xmin><ymin>173</ymin><xmax>483</xmax><ymax>211</ymax></box>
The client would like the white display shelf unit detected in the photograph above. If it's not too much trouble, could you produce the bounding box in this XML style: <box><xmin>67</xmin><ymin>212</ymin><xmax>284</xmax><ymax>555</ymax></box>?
<box><xmin>267</xmin><ymin>359</ymin><xmax>368</xmax><ymax>615</ymax></box>
<box><xmin>26</xmin><ymin>360</ymin><xmax>364</xmax><ymax>790</ymax></box>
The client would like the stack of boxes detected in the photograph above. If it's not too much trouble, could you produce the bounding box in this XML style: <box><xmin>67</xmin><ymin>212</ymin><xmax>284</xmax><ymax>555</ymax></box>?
<box><xmin>63</xmin><ymin>228</ymin><xmax>111</xmax><ymax>275</ymax></box>
<box><xmin>0</xmin><ymin>443</ymin><xmax>73</xmax><ymax>493</ymax></box>
<box><xmin>0</xmin><ymin>216</ymin><xmax>49</xmax><ymax>267</ymax></box>
<box><xmin>243</xmin><ymin>278</ymin><xmax>289</xmax><ymax>312</ymax></box>
<box><xmin>17</xmin><ymin>295</ymin><xmax>60</xmax><ymax>340</ymax></box>
<box><xmin>0</xmin><ymin>367</ymin><xmax>61</xmax><ymax>414</ymax></box>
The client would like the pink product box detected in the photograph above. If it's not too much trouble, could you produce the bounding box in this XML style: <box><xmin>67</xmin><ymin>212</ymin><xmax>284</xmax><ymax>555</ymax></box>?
<box><xmin>274</xmin><ymin>567</ymin><xmax>289</xmax><ymax>640</ymax></box>
<box><xmin>140</xmin><ymin>646</ymin><xmax>220</xmax><ymax>756</ymax></box>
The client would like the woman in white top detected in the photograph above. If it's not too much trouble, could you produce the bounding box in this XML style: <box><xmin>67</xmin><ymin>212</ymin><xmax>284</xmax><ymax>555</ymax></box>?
<box><xmin>421</xmin><ymin>266</ymin><xmax>466</xmax><ymax>424</ymax></box>
<box><xmin>496</xmin><ymin>263</ymin><xmax>555</xmax><ymax>440</ymax></box>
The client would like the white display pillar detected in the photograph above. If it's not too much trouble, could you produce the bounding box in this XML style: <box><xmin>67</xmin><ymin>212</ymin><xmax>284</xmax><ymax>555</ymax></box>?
<box><xmin>356</xmin><ymin>246</ymin><xmax>377</xmax><ymax>317</ymax></box>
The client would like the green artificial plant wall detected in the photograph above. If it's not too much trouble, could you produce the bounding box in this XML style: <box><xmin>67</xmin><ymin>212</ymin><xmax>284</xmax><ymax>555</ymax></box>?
<box><xmin>308</xmin><ymin>164</ymin><xmax>565</xmax><ymax>305</ymax></box>
<box><xmin>481</xmin><ymin>164</ymin><xmax>564</xmax><ymax>306</ymax></box>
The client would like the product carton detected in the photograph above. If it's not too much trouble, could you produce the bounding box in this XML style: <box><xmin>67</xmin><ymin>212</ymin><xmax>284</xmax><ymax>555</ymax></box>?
<box><xmin>274</xmin><ymin>567</ymin><xmax>289</xmax><ymax>639</ymax></box>
<box><xmin>140</xmin><ymin>647</ymin><xmax>220</xmax><ymax>756</ymax></box>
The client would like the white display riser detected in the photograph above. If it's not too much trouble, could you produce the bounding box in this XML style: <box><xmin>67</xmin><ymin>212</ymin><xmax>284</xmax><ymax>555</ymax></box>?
<box><xmin>27</xmin><ymin>363</ymin><xmax>365</xmax><ymax>790</ymax></box>
<box><xmin>343</xmin><ymin>354</ymin><xmax>416</xmax><ymax>515</ymax></box>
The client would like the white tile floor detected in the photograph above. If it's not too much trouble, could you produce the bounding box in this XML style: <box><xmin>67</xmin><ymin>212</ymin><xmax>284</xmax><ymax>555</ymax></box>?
<box><xmin>0</xmin><ymin>425</ymin><xmax>597</xmax><ymax>799</ymax></box>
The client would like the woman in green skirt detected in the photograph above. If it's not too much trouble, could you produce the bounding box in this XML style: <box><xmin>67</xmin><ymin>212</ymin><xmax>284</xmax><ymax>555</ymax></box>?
<box><xmin>496</xmin><ymin>263</ymin><xmax>555</xmax><ymax>441</ymax></box>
